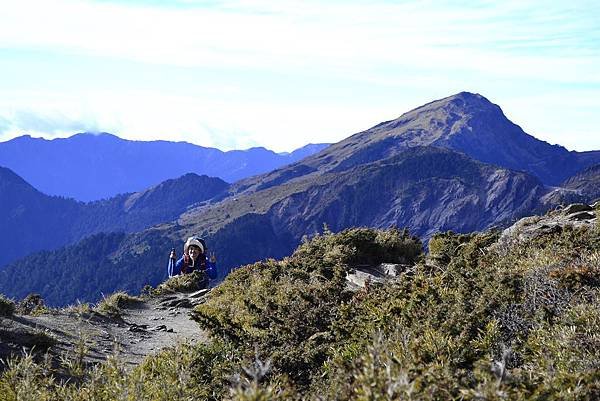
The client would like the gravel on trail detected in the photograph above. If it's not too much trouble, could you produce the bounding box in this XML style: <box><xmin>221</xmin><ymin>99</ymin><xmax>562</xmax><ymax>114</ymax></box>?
<box><xmin>0</xmin><ymin>289</ymin><xmax>210</xmax><ymax>368</ymax></box>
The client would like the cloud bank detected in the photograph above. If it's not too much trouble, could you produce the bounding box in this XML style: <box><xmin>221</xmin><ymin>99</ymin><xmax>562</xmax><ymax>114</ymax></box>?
<box><xmin>0</xmin><ymin>0</ymin><xmax>598</xmax><ymax>151</ymax></box>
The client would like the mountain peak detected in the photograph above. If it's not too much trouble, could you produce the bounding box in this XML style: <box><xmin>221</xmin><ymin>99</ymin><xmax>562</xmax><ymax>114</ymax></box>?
<box><xmin>449</xmin><ymin>91</ymin><xmax>487</xmax><ymax>101</ymax></box>
<box><xmin>399</xmin><ymin>91</ymin><xmax>499</xmax><ymax>123</ymax></box>
<box><xmin>250</xmin><ymin>92</ymin><xmax>598</xmax><ymax>188</ymax></box>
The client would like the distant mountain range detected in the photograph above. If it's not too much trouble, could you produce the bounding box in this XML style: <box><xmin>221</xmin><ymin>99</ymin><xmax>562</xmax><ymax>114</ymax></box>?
<box><xmin>2</xmin><ymin>92</ymin><xmax>600</xmax><ymax>306</ymax></box>
<box><xmin>0</xmin><ymin>133</ymin><xmax>329</xmax><ymax>201</ymax></box>
<box><xmin>0</xmin><ymin>166</ymin><xmax>229</xmax><ymax>268</ymax></box>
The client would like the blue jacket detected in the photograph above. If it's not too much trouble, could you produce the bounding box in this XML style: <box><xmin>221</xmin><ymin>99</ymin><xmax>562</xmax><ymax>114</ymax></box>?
<box><xmin>168</xmin><ymin>255</ymin><xmax>217</xmax><ymax>279</ymax></box>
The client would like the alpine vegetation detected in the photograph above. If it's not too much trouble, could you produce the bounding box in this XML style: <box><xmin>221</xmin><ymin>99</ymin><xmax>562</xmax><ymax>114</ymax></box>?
<box><xmin>1</xmin><ymin>214</ymin><xmax>600</xmax><ymax>400</ymax></box>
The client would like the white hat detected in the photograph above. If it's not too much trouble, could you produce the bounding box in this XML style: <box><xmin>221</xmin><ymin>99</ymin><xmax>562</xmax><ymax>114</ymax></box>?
<box><xmin>184</xmin><ymin>236</ymin><xmax>205</xmax><ymax>254</ymax></box>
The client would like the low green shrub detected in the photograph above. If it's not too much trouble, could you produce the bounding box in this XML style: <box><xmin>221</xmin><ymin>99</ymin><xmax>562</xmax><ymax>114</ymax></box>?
<box><xmin>2</xmin><ymin>225</ymin><xmax>600</xmax><ymax>399</ymax></box>
<box><xmin>293</xmin><ymin>226</ymin><xmax>422</xmax><ymax>273</ymax></box>
<box><xmin>16</xmin><ymin>294</ymin><xmax>49</xmax><ymax>316</ymax></box>
<box><xmin>64</xmin><ymin>302</ymin><xmax>92</xmax><ymax>317</ymax></box>
<box><xmin>0</xmin><ymin>294</ymin><xmax>16</xmax><ymax>317</ymax></box>
<box><xmin>427</xmin><ymin>230</ymin><xmax>475</xmax><ymax>266</ymax></box>
<box><xmin>0</xmin><ymin>341</ymin><xmax>242</xmax><ymax>401</ymax></box>
<box><xmin>194</xmin><ymin>227</ymin><xmax>422</xmax><ymax>388</ymax></box>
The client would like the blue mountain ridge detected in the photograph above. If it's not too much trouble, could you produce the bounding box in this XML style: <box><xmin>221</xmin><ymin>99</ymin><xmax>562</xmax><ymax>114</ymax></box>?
<box><xmin>0</xmin><ymin>133</ymin><xmax>329</xmax><ymax>201</ymax></box>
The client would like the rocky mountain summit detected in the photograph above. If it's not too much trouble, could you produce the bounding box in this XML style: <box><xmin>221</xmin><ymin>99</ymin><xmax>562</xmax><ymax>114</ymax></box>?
<box><xmin>234</xmin><ymin>92</ymin><xmax>600</xmax><ymax>192</ymax></box>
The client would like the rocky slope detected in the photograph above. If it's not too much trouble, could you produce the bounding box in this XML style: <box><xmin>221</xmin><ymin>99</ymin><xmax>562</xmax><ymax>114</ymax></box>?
<box><xmin>539</xmin><ymin>164</ymin><xmax>600</xmax><ymax>206</ymax></box>
<box><xmin>561</xmin><ymin>164</ymin><xmax>600</xmax><ymax>201</ymax></box>
<box><xmin>180</xmin><ymin>146</ymin><xmax>547</xmax><ymax>241</ymax></box>
<box><xmin>232</xmin><ymin>92</ymin><xmax>600</xmax><ymax>192</ymax></box>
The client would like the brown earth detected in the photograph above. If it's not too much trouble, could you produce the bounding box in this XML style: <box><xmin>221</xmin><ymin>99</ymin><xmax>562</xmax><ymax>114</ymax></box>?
<box><xmin>0</xmin><ymin>289</ymin><xmax>210</xmax><ymax>369</ymax></box>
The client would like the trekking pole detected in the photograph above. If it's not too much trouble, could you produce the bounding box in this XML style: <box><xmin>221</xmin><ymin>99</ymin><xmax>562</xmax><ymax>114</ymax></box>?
<box><xmin>168</xmin><ymin>248</ymin><xmax>176</xmax><ymax>277</ymax></box>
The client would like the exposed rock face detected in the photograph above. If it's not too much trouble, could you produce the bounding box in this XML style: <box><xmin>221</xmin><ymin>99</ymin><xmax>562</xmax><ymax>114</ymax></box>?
<box><xmin>261</xmin><ymin>148</ymin><xmax>546</xmax><ymax>240</ymax></box>
<box><xmin>542</xmin><ymin>165</ymin><xmax>600</xmax><ymax>206</ymax></box>
<box><xmin>561</xmin><ymin>164</ymin><xmax>600</xmax><ymax>201</ymax></box>
<box><xmin>345</xmin><ymin>263</ymin><xmax>407</xmax><ymax>291</ymax></box>
<box><xmin>499</xmin><ymin>202</ymin><xmax>598</xmax><ymax>245</ymax></box>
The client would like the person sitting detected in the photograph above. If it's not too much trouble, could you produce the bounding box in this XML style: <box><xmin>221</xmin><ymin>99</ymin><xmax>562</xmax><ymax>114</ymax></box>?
<box><xmin>168</xmin><ymin>236</ymin><xmax>217</xmax><ymax>287</ymax></box>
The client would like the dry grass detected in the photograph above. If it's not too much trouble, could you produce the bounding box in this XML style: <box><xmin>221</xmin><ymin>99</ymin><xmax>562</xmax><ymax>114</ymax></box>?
<box><xmin>95</xmin><ymin>291</ymin><xmax>142</xmax><ymax>318</ymax></box>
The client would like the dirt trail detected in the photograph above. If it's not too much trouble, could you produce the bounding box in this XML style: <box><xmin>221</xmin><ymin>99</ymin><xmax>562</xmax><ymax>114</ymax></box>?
<box><xmin>0</xmin><ymin>290</ymin><xmax>210</xmax><ymax>368</ymax></box>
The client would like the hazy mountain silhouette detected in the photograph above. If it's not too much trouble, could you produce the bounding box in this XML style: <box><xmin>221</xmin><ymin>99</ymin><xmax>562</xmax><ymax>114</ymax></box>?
<box><xmin>0</xmin><ymin>166</ymin><xmax>229</xmax><ymax>268</ymax></box>
<box><xmin>0</xmin><ymin>133</ymin><xmax>328</xmax><ymax>201</ymax></box>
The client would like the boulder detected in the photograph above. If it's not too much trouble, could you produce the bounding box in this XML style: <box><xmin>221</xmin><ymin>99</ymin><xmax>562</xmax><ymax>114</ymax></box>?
<box><xmin>563</xmin><ymin>203</ymin><xmax>594</xmax><ymax>214</ymax></box>
<box><xmin>345</xmin><ymin>263</ymin><xmax>405</xmax><ymax>290</ymax></box>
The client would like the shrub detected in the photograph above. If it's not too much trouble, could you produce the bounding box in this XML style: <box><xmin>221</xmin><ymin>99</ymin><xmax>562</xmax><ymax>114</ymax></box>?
<box><xmin>95</xmin><ymin>291</ymin><xmax>142</xmax><ymax>317</ymax></box>
<box><xmin>293</xmin><ymin>227</ymin><xmax>422</xmax><ymax>273</ymax></box>
<box><xmin>16</xmin><ymin>294</ymin><xmax>49</xmax><ymax>316</ymax></box>
<box><xmin>153</xmin><ymin>271</ymin><xmax>208</xmax><ymax>295</ymax></box>
<box><xmin>427</xmin><ymin>231</ymin><xmax>475</xmax><ymax>266</ymax></box>
<box><xmin>0</xmin><ymin>294</ymin><xmax>16</xmax><ymax>317</ymax></box>
<box><xmin>64</xmin><ymin>301</ymin><xmax>92</xmax><ymax>317</ymax></box>
<box><xmin>194</xmin><ymin>227</ymin><xmax>422</xmax><ymax>388</ymax></box>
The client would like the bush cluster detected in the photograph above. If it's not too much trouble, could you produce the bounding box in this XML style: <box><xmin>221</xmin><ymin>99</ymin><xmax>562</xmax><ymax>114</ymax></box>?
<box><xmin>0</xmin><ymin>294</ymin><xmax>16</xmax><ymax>317</ymax></box>
<box><xmin>95</xmin><ymin>291</ymin><xmax>142</xmax><ymax>318</ymax></box>
<box><xmin>2</xmin><ymin>224</ymin><xmax>600</xmax><ymax>399</ymax></box>
<box><xmin>193</xmin><ymin>227</ymin><xmax>421</xmax><ymax>387</ymax></box>
<box><xmin>153</xmin><ymin>270</ymin><xmax>208</xmax><ymax>295</ymax></box>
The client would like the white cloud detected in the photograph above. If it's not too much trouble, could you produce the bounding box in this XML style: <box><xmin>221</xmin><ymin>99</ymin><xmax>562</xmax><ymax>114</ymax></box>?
<box><xmin>0</xmin><ymin>0</ymin><xmax>598</xmax><ymax>151</ymax></box>
<box><xmin>0</xmin><ymin>90</ymin><xmax>386</xmax><ymax>151</ymax></box>
<box><xmin>1</xmin><ymin>0</ymin><xmax>597</xmax><ymax>82</ymax></box>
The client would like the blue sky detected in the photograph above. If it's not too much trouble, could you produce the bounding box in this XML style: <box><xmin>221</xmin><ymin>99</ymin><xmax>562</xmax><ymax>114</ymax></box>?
<box><xmin>0</xmin><ymin>0</ymin><xmax>598</xmax><ymax>152</ymax></box>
